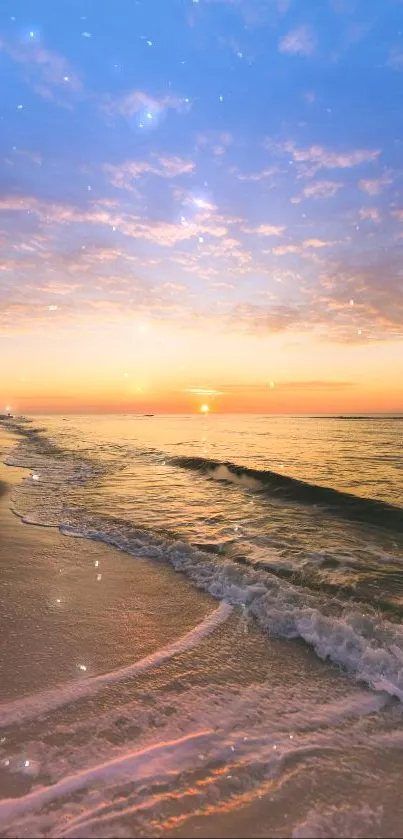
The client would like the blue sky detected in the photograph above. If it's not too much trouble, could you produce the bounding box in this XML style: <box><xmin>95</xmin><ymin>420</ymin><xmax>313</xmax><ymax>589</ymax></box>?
<box><xmin>1</xmin><ymin>0</ymin><xmax>403</xmax><ymax>411</ymax></box>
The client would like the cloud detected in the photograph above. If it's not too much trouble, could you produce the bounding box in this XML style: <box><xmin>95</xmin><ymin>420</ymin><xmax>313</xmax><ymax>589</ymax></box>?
<box><xmin>264</xmin><ymin>380</ymin><xmax>355</xmax><ymax>390</ymax></box>
<box><xmin>5</xmin><ymin>149</ymin><xmax>43</xmax><ymax>167</ymax></box>
<box><xmin>277</xmin><ymin>140</ymin><xmax>380</xmax><ymax>177</ymax></box>
<box><xmin>0</xmin><ymin>38</ymin><xmax>82</xmax><ymax>104</ymax></box>
<box><xmin>181</xmin><ymin>387</ymin><xmax>224</xmax><ymax>395</ymax></box>
<box><xmin>316</xmin><ymin>250</ymin><xmax>403</xmax><ymax>340</ymax></box>
<box><xmin>358</xmin><ymin>174</ymin><xmax>392</xmax><ymax>195</ymax></box>
<box><xmin>303</xmin><ymin>239</ymin><xmax>335</xmax><ymax>248</ymax></box>
<box><xmin>270</xmin><ymin>239</ymin><xmax>335</xmax><ymax>256</ymax></box>
<box><xmin>302</xmin><ymin>91</ymin><xmax>316</xmax><ymax>104</ymax></box>
<box><xmin>104</xmin><ymin>156</ymin><xmax>195</xmax><ymax>190</ymax></box>
<box><xmin>101</xmin><ymin>90</ymin><xmax>184</xmax><ymax>120</ymax></box>
<box><xmin>228</xmin><ymin>302</ymin><xmax>304</xmax><ymax>334</ymax></box>
<box><xmin>300</xmin><ymin>180</ymin><xmax>342</xmax><ymax>199</ymax></box>
<box><xmin>388</xmin><ymin>47</ymin><xmax>403</xmax><ymax>70</ymax></box>
<box><xmin>235</xmin><ymin>167</ymin><xmax>277</xmax><ymax>182</ymax></box>
<box><xmin>225</xmin><ymin>247</ymin><xmax>403</xmax><ymax>344</ymax></box>
<box><xmin>197</xmin><ymin>132</ymin><xmax>233</xmax><ymax>157</ymax></box>
<box><xmin>205</xmin><ymin>381</ymin><xmax>355</xmax><ymax>395</ymax></box>
<box><xmin>279</xmin><ymin>26</ymin><xmax>316</xmax><ymax>57</ymax></box>
<box><xmin>358</xmin><ymin>207</ymin><xmax>381</xmax><ymax>223</ymax></box>
<box><xmin>0</xmin><ymin>193</ymin><xmax>233</xmax><ymax>250</ymax></box>
<box><xmin>272</xmin><ymin>245</ymin><xmax>300</xmax><ymax>255</ymax></box>
<box><xmin>246</xmin><ymin>224</ymin><xmax>285</xmax><ymax>236</ymax></box>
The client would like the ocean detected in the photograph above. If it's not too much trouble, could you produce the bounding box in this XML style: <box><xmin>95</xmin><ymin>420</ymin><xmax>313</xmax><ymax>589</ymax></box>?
<box><xmin>1</xmin><ymin>413</ymin><xmax>403</xmax><ymax>837</ymax></box>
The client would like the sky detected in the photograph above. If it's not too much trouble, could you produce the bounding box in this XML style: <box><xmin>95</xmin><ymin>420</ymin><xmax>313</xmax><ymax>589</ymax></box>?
<box><xmin>1</xmin><ymin>0</ymin><xmax>403</xmax><ymax>414</ymax></box>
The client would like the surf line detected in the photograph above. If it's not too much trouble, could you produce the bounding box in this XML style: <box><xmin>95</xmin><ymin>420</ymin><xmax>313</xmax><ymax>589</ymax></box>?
<box><xmin>0</xmin><ymin>731</ymin><xmax>216</xmax><ymax>830</ymax></box>
<box><xmin>0</xmin><ymin>602</ymin><xmax>233</xmax><ymax>727</ymax></box>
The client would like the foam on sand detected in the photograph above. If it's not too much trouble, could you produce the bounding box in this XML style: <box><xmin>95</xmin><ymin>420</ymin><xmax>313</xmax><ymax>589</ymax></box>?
<box><xmin>0</xmin><ymin>602</ymin><xmax>232</xmax><ymax>727</ymax></box>
<box><xmin>0</xmin><ymin>731</ymin><xmax>217</xmax><ymax>830</ymax></box>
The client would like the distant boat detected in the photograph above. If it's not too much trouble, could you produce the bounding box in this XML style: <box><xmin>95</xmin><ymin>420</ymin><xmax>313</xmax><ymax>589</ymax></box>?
<box><xmin>143</xmin><ymin>414</ymin><xmax>155</xmax><ymax>417</ymax></box>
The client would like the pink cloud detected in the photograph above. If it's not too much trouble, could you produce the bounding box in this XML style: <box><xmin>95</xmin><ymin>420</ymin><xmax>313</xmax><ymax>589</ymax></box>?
<box><xmin>279</xmin><ymin>26</ymin><xmax>316</xmax><ymax>57</ymax></box>
<box><xmin>303</xmin><ymin>239</ymin><xmax>335</xmax><ymax>248</ymax></box>
<box><xmin>358</xmin><ymin>174</ymin><xmax>392</xmax><ymax>195</ymax></box>
<box><xmin>272</xmin><ymin>245</ymin><xmax>300</xmax><ymax>255</ymax></box>
<box><xmin>246</xmin><ymin>224</ymin><xmax>285</xmax><ymax>236</ymax></box>
<box><xmin>358</xmin><ymin>208</ymin><xmax>381</xmax><ymax>223</ymax></box>
<box><xmin>280</xmin><ymin>141</ymin><xmax>380</xmax><ymax>176</ymax></box>
<box><xmin>104</xmin><ymin>156</ymin><xmax>195</xmax><ymax>190</ymax></box>
<box><xmin>301</xmin><ymin>180</ymin><xmax>342</xmax><ymax>199</ymax></box>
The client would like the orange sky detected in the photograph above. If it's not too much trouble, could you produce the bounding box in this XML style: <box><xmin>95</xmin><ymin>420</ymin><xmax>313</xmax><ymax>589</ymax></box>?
<box><xmin>2</xmin><ymin>320</ymin><xmax>402</xmax><ymax>414</ymax></box>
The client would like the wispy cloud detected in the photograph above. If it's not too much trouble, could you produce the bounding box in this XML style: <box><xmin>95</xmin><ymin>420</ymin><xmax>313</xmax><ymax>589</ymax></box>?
<box><xmin>0</xmin><ymin>193</ymin><xmax>229</xmax><ymax>249</ymax></box>
<box><xmin>0</xmin><ymin>38</ymin><xmax>82</xmax><ymax>104</ymax></box>
<box><xmin>197</xmin><ymin>132</ymin><xmax>233</xmax><ymax>157</ymax></box>
<box><xmin>245</xmin><ymin>223</ymin><xmax>285</xmax><ymax>236</ymax></box>
<box><xmin>388</xmin><ymin>47</ymin><xmax>403</xmax><ymax>70</ymax></box>
<box><xmin>358</xmin><ymin>174</ymin><xmax>392</xmax><ymax>195</ymax></box>
<box><xmin>300</xmin><ymin>180</ymin><xmax>342</xmax><ymax>199</ymax></box>
<box><xmin>234</xmin><ymin>167</ymin><xmax>277</xmax><ymax>183</ymax></box>
<box><xmin>101</xmin><ymin>90</ymin><xmax>185</xmax><ymax>120</ymax></box>
<box><xmin>271</xmin><ymin>245</ymin><xmax>300</xmax><ymax>255</ymax></box>
<box><xmin>181</xmin><ymin>387</ymin><xmax>224</xmax><ymax>395</ymax></box>
<box><xmin>104</xmin><ymin>156</ymin><xmax>195</xmax><ymax>190</ymax></box>
<box><xmin>303</xmin><ymin>238</ymin><xmax>335</xmax><ymax>248</ymax></box>
<box><xmin>359</xmin><ymin>207</ymin><xmax>381</xmax><ymax>222</ymax></box>
<box><xmin>277</xmin><ymin>140</ymin><xmax>381</xmax><ymax>177</ymax></box>
<box><xmin>279</xmin><ymin>26</ymin><xmax>316</xmax><ymax>57</ymax></box>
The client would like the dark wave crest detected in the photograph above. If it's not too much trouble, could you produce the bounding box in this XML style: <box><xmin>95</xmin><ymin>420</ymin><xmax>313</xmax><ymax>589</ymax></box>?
<box><xmin>171</xmin><ymin>456</ymin><xmax>403</xmax><ymax>533</ymax></box>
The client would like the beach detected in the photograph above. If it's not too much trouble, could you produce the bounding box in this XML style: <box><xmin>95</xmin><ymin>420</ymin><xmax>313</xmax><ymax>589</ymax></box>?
<box><xmin>1</xmin><ymin>418</ymin><xmax>403</xmax><ymax>837</ymax></box>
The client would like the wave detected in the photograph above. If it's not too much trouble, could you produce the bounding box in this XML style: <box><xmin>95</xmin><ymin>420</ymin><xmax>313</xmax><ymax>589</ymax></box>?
<box><xmin>312</xmin><ymin>415</ymin><xmax>403</xmax><ymax>421</ymax></box>
<box><xmin>57</xmin><ymin>513</ymin><xmax>403</xmax><ymax>705</ymax></box>
<box><xmin>171</xmin><ymin>456</ymin><xmax>403</xmax><ymax>532</ymax></box>
<box><xmin>3</xmin><ymin>419</ymin><xmax>403</xmax><ymax>706</ymax></box>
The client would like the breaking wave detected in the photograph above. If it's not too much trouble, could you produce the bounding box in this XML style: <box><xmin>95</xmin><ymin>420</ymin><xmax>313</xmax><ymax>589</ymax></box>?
<box><xmin>171</xmin><ymin>456</ymin><xmax>403</xmax><ymax>532</ymax></box>
<box><xmin>2</xmin><ymin>418</ymin><xmax>403</xmax><ymax>705</ymax></box>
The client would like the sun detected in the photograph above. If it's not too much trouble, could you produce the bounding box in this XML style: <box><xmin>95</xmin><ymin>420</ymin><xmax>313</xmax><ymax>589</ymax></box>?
<box><xmin>200</xmin><ymin>403</ymin><xmax>210</xmax><ymax>413</ymax></box>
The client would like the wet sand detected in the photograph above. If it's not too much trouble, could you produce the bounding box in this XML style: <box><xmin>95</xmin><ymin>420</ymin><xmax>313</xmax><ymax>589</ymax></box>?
<box><xmin>0</xmin><ymin>435</ymin><xmax>216</xmax><ymax>704</ymax></box>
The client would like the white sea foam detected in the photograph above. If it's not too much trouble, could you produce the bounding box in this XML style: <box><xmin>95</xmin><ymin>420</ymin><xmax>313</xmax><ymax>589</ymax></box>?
<box><xmin>0</xmin><ymin>603</ymin><xmax>232</xmax><ymax>726</ymax></box>
<box><xmin>207</xmin><ymin>463</ymin><xmax>264</xmax><ymax>491</ymax></box>
<box><xmin>0</xmin><ymin>731</ymin><xmax>217</xmax><ymax>830</ymax></box>
<box><xmin>59</xmin><ymin>518</ymin><xmax>403</xmax><ymax>703</ymax></box>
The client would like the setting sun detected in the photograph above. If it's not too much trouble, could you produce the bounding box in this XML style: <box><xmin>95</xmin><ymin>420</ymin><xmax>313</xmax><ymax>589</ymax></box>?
<box><xmin>200</xmin><ymin>404</ymin><xmax>210</xmax><ymax>413</ymax></box>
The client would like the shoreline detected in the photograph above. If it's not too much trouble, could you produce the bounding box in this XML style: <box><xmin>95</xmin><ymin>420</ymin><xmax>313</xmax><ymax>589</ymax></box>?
<box><xmin>0</xmin><ymin>428</ymin><xmax>217</xmax><ymax>707</ymax></box>
<box><xmin>2</xmin><ymin>425</ymin><xmax>403</xmax><ymax>838</ymax></box>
